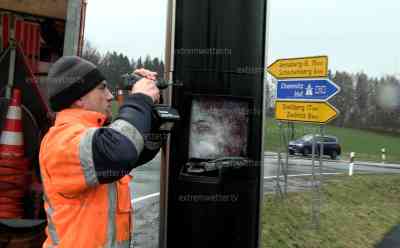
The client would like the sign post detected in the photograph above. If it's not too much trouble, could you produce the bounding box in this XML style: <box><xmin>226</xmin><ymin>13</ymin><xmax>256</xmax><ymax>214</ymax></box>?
<box><xmin>268</xmin><ymin>55</ymin><xmax>341</xmax><ymax>228</ymax></box>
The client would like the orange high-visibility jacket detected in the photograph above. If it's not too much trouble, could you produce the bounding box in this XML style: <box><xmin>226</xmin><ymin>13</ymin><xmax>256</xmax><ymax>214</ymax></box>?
<box><xmin>39</xmin><ymin>108</ymin><xmax>145</xmax><ymax>248</ymax></box>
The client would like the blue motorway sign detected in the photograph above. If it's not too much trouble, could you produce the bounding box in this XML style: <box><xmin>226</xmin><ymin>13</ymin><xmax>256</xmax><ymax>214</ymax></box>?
<box><xmin>276</xmin><ymin>79</ymin><xmax>340</xmax><ymax>101</ymax></box>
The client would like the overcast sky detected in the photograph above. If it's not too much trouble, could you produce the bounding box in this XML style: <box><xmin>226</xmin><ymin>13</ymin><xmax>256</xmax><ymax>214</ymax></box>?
<box><xmin>85</xmin><ymin>0</ymin><xmax>400</xmax><ymax>78</ymax></box>
<box><xmin>85</xmin><ymin>0</ymin><xmax>168</xmax><ymax>59</ymax></box>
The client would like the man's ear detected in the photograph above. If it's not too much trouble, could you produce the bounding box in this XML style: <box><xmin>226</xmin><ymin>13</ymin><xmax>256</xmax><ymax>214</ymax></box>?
<box><xmin>72</xmin><ymin>98</ymin><xmax>85</xmax><ymax>108</ymax></box>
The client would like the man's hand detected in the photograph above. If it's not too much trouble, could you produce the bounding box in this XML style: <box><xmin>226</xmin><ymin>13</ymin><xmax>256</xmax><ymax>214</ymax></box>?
<box><xmin>131</xmin><ymin>68</ymin><xmax>160</xmax><ymax>103</ymax></box>
<box><xmin>134</xmin><ymin>68</ymin><xmax>157</xmax><ymax>81</ymax></box>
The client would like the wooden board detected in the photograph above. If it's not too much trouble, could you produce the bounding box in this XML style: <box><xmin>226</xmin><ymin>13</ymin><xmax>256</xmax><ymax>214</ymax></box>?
<box><xmin>0</xmin><ymin>0</ymin><xmax>68</xmax><ymax>19</ymax></box>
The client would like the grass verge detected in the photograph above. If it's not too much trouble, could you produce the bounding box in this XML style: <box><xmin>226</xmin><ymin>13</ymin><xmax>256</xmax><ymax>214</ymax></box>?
<box><xmin>262</xmin><ymin>174</ymin><xmax>400</xmax><ymax>248</ymax></box>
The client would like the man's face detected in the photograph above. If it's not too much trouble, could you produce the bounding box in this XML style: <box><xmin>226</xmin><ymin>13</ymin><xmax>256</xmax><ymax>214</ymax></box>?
<box><xmin>80</xmin><ymin>81</ymin><xmax>114</xmax><ymax>119</ymax></box>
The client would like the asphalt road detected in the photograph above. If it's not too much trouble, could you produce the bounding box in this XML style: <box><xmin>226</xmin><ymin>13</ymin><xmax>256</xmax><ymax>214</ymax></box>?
<box><xmin>263</xmin><ymin>153</ymin><xmax>400</xmax><ymax>193</ymax></box>
<box><xmin>130</xmin><ymin>152</ymin><xmax>400</xmax><ymax>200</ymax></box>
<box><xmin>264</xmin><ymin>153</ymin><xmax>400</xmax><ymax>178</ymax></box>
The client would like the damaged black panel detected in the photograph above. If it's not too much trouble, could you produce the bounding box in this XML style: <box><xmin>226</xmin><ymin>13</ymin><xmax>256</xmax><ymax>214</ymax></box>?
<box><xmin>188</xmin><ymin>96</ymin><xmax>249</xmax><ymax>159</ymax></box>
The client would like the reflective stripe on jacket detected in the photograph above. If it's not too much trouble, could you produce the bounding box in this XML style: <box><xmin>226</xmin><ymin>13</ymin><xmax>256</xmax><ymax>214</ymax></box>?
<box><xmin>39</xmin><ymin>108</ymin><xmax>141</xmax><ymax>248</ymax></box>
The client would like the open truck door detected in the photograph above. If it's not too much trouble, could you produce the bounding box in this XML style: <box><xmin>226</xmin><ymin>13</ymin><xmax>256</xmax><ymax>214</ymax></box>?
<box><xmin>0</xmin><ymin>0</ymin><xmax>86</xmax><ymax>246</ymax></box>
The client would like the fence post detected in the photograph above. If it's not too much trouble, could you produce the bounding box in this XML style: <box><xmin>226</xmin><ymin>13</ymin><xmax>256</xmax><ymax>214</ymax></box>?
<box><xmin>349</xmin><ymin>152</ymin><xmax>355</xmax><ymax>176</ymax></box>
<box><xmin>117</xmin><ymin>89</ymin><xmax>124</xmax><ymax>106</ymax></box>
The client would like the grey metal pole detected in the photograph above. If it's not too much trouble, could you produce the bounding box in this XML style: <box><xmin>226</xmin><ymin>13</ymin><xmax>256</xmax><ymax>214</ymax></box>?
<box><xmin>319</xmin><ymin>125</ymin><xmax>324</xmax><ymax>176</ymax></box>
<box><xmin>276</xmin><ymin>122</ymin><xmax>284</xmax><ymax>198</ymax></box>
<box><xmin>258</xmin><ymin>0</ymin><xmax>270</xmax><ymax>246</ymax></box>
<box><xmin>159</xmin><ymin>0</ymin><xmax>176</xmax><ymax>247</ymax></box>
<box><xmin>310</xmin><ymin>127</ymin><xmax>317</xmax><ymax>228</ymax></box>
<box><xmin>6</xmin><ymin>42</ymin><xmax>16</xmax><ymax>99</ymax></box>
<box><xmin>311</xmin><ymin>129</ymin><xmax>316</xmax><ymax>179</ymax></box>
<box><xmin>63</xmin><ymin>0</ymin><xmax>82</xmax><ymax>56</ymax></box>
<box><xmin>311</xmin><ymin>126</ymin><xmax>322</xmax><ymax>229</ymax></box>
<box><xmin>284</xmin><ymin>123</ymin><xmax>289</xmax><ymax>195</ymax></box>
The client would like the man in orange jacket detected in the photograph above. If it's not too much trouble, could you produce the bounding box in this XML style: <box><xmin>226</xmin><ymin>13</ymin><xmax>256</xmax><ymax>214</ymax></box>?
<box><xmin>39</xmin><ymin>56</ymin><xmax>160</xmax><ymax>247</ymax></box>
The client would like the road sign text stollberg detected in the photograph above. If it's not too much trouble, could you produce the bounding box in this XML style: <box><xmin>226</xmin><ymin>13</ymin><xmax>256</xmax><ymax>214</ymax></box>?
<box><xmin>276</xmin><ymin>78</ymin><xmax>340</xmax><ymax>101</ymax></box>
<box><xmin>275</xmin><ymin>101</ymin><xmax>339</xmax><ymax>124</ymax></box>
<box><xmin>267</xmin><ymin>56</ymin><xmax>328</xmax><ymax>79</ymax></box>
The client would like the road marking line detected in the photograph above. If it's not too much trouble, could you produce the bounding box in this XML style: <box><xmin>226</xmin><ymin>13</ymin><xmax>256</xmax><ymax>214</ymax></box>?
<box><xmin>264</xmin><ymin>172</ymin><xmax>342</xmax><ymax>179</ymax></box>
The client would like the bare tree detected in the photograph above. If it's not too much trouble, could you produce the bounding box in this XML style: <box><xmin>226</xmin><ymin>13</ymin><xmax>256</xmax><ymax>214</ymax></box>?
<box><xmin>82</xmin><ymin>40</ymin><xmax>102</xmax><ymax>66</ymax></box>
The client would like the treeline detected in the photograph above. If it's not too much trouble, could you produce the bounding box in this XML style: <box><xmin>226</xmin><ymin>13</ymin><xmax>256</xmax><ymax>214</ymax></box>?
<box><xmin>268</xmin><ymin>71</ymin><xmax>400</xmax><ymax>133</ymax></box>
<box><xmin>83</xmin><ymin>42</ymin><xmax>400</xmax><ymax>133</ymax></box>
<box><xmin>266</xmin><ymin>71</ymin><xmax>400</xmax><ymax>133</ymax></box>
<box><xmin>329</xmin><ymin>71</ymin><xmax>400</xmax><ymax>133</ymax></box>
<box><xmin>82</xmin><ymin>41</ymin><xmax>164</xmax><ymax>89</ymax></box>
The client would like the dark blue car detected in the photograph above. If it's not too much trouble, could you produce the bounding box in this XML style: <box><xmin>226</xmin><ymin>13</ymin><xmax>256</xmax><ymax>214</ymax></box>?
<box><xmin>288</xmin><ymin>134</ymin><xmax>341</xmax><ymax>159</ymax></box>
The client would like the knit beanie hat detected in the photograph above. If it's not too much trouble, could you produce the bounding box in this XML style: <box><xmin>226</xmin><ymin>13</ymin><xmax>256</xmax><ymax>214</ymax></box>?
<box><xmin>47</xmin><ymin>56</ymin><xmax>106</xmax><ymax>112</ymax></box>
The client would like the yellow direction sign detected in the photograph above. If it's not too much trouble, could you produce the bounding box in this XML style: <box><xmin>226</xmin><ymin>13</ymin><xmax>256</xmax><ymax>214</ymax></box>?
<box><xmin>267</xmin><ymin>56</ymin><xmax>328</xmax><ymax>79</ymax></box>
<box><xmin>275</xmin><ymin>101</ymin><xmax>338</xmax><ymax>124</ymax></box>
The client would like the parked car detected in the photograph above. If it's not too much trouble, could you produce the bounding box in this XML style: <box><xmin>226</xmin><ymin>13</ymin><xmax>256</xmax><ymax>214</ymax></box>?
<box><xmin>288</xmin><ymin>134</ymin><xmax>341</xmax><ymax>159</ymax></box>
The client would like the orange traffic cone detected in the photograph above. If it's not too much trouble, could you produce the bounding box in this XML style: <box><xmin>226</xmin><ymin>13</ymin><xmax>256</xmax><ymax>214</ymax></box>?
<box><xmin>0</xmin><ymin>88</ymin><xmax>30</xmax><ymax>219</ymax></box>
<box><xmin>0</xmin><ymin>88</ymin><xmax>24</xmax><ymax>158</ymax></box>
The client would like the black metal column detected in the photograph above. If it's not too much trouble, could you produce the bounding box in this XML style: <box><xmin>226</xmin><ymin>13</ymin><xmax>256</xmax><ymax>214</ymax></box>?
<box><xmin>166</xmin><ymin>1</ymin><xmax>267</xmax><ymax>247</ymax></box>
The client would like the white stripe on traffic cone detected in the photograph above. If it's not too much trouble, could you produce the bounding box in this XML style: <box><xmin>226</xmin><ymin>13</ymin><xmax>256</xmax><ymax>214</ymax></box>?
<box><xmin>0</xmin><ymin>88</ymin><xmax>25</xmax><ymax>158</ymax></box>
<box><xmin>5</xmin><ymin>106</ymin><xmax>22</xmax><ymax>120</ymax></box>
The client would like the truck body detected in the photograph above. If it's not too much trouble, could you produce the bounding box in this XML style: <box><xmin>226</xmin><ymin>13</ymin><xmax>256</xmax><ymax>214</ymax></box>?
<box><xmin>0</xmin><ymin>1</ymin><xmax>87</xmax><ymax>246</ymax></box>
